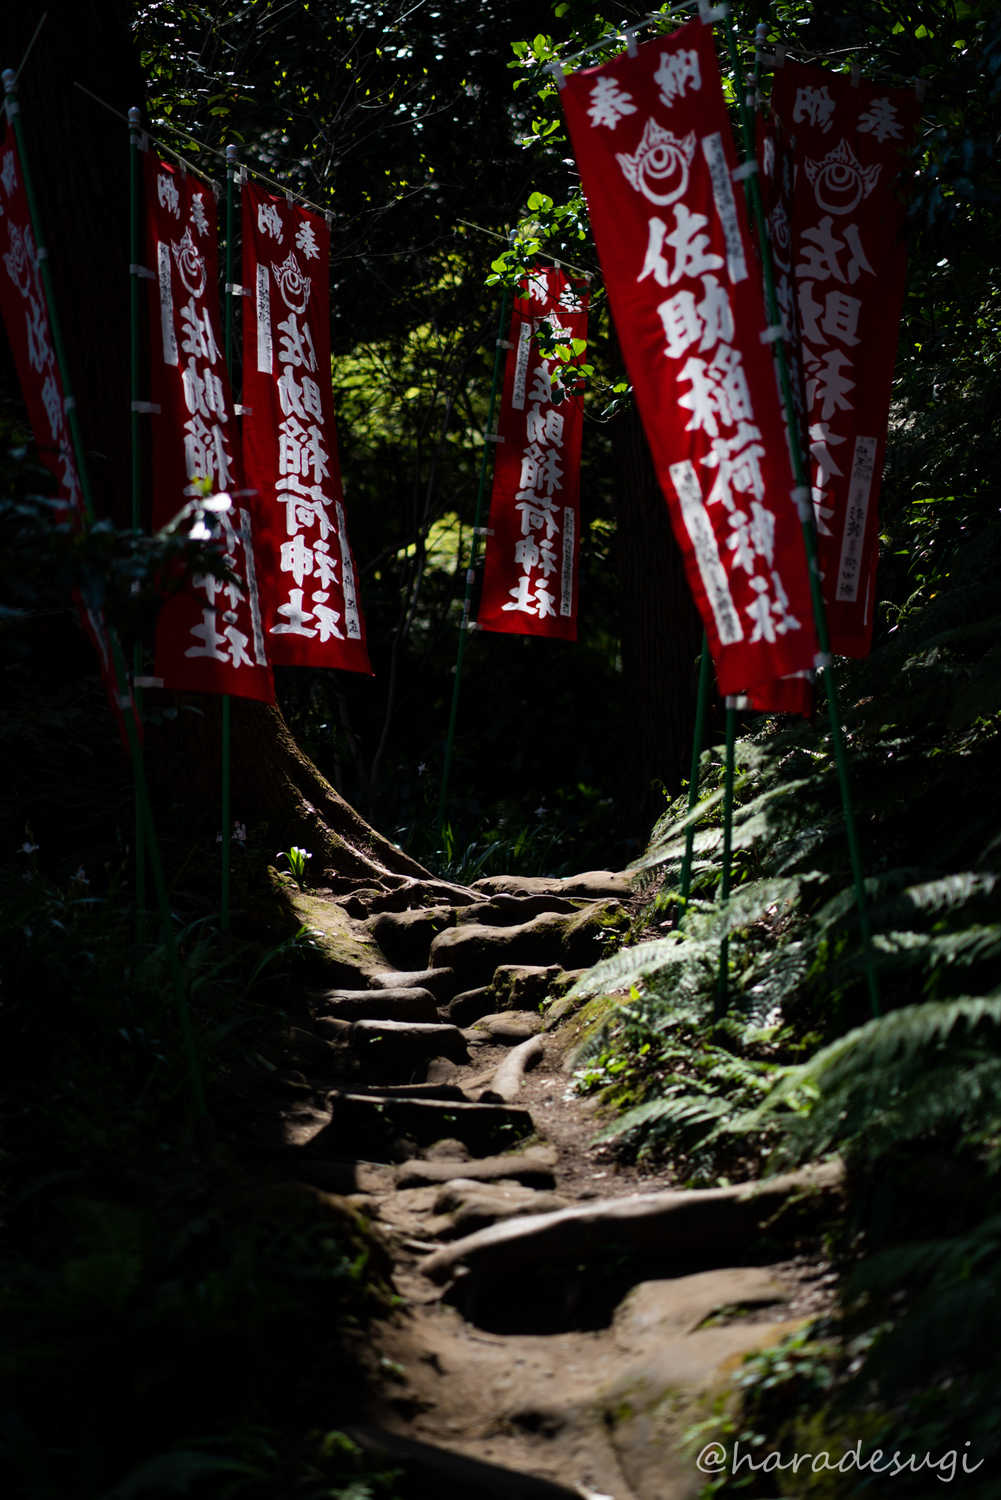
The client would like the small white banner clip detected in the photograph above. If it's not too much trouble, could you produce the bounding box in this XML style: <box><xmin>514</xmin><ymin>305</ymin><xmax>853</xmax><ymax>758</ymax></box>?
<box><xmin>63</xmin><ymin>396</ymin><xmax>76</xmax><ymax>413</ymax></box>
<box><xmin>732</xmin><ymin>159</ymin><xmax>759</xmax><ymax>182</ymax></box>
<box><xmin>915</xmin><ymin>78</ymin><xmax>927</xmax><ymax>101</ymax></box>
<box><xmin>130</xmin><ymin>263</ymin><xmax>156</xmax><ymax>279</ymax></box>
<box><xmin>34</xmin><ymin>246</ymin><xmax>48</xmax><ymax>266</ymax></box>
<box><xmin>131</xmin><ymin>401</ymin><xmax>161</xmax><ymax>414</ymax></box>
<box><xmin>698</xmin><ymin>0</ymin><xmax>730</xmax><ymax>23</ymax></box>
<box><xmin>134</xmin><ymin>676</ymin><xmax>164</xmax><ymax>689</ymax></box>
<box><xmin>725</xmin><ymin>695</ymin><xmax>752</xmax><ymax>711</ymax></box>
<box><xmin>813</xmin><ymin>652</ymin><xmax>832</xmax><ymax>671</ymax></box>
<box><xmin>774</xmin><ymin>44</ymin><xmax>788</xmax><ymax>67</ymax></box>
<box><xmin>760</xmin><ymin>323</ymin><xmax>786</xmax><ymax>344</ymax></box>
<box><xmin>850</xmin><ymin>64</ymin><xmax>861</xmax><ymax>87</ymax></box>
<box><xmin>485</xmin><ymin>432</ymin><xmax>505</xmax><ymax>443</ymax></box>
<box><xmin>548</xmin><ymin>60</ymin><xmax>567</xmax><ymax>90</ymax></box>
<box><xmin>325</xmin><ymin>211</ymin><xmax>333</xmax><ymax>227</ymax></box>
<box><xmin>472</xmin><ymin>526</ymin><xmax>495</xmax><ymax>537</ymax></box>
<box><xmin>234</xmin><ymin>404</ymin><xmax>252</xmax><ymax>416</ymax></box>
<box><xmin>625</xmin><ymin>30</ymin><xmax>638</xmax><ymax>57</ymax></box>
<box><xmin>497</xmin><ymin>339</ymin><xmax>515</xmax><ymax>350</ymax></box>
<box><xmin>240</xmin><ymin>165</ymin><xmax>248</xmax><ymax>185</ymax></box>
<box><xmin>464</xmin><ymin>620</ymin><xmax>482</xmax><ymax>632</ymax></box>
<box><xmin>791</xmin><ymin>485</ymin><xmax>812</xmax><ymax>522</ymax></box>
<box><xmin>225</xmin><ymin>283</ymin><xmax>251</xmax><ymax>297</ymax></box>
<box><xmin>286</xmin><ymin>190</ymin><xmax>294</xmax><ymax>205</ymax></box>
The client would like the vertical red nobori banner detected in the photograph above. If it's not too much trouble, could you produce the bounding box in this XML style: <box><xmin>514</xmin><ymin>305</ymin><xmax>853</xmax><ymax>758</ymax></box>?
<box><xmin>561</xmin><ymin>18</ymin><xmax>817</xmax><ymax>699</ymax></box>
<box><xmin>144</xmin><ymin>152</ymin><xmax>274</xmax><ymax>702</ymax></box>
<box><xmin>0</xmin><ymin>131</ymin><xmax>138</xmax><ymax>745</ymax></box>
<box><xmin>767</xmin><ymin>64</ymin><xmax>919</xmax><ymax>658</ymax></box>
<box><xmin>240</xmin><ymin>181</ymin><xmax>371</xmax><ymax>672</ymax></box>
<box><xmin>477</xmin><ymin>267</ymin><xmax>588</xmax><ymax>639</ymax></box>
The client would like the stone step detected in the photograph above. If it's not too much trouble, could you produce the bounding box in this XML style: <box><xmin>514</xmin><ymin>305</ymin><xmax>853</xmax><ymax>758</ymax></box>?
<box><xmin>395</xmin><ymin>1146</ymin><xmax>558</xmax><ymax>1190</ymax></box>
<box><xmin>307</xmin><ymin>1092</ymin><xmax>535</xmax><ymax>1161</ymax></box>
<box><xmin>350</xmin><ymin>1019</ymin><xmax>470</xmax><ymax>1081</ymax></box>
<box><xmin>365</xmin><ymin>906</ymin><xmax>462</xmax><ymax>969</ymax></box>
<box><xmin>429</xmin><ymin>900</ymin><xmax>626</xmax><ymax>994</ymax></box>
<box><xmin>312</xmin><ymin>988</ymin><xmax>439</xmax><ymax>1023</ymax></box>
<box><xmin>369</xmin><ymin>967</ymin><xmax>457</xmax><ymax>1002</ymax></box>
<box><xmin>471</xmin><ymin>870</ymin><xmax>632</xmax><ymax>900</ymax></box>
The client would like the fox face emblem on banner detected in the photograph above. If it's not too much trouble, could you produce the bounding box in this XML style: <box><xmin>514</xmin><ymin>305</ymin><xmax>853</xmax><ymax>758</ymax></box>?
<box><xmin>561</xmin><ymin>18</ymin><xmax>817</xmax><ymax>698</ymax></box>
<box><xmin>241</xmin><ymin>182</ymin><xmax>371</xmax><ymax>673</ymax></box>
<box><xmin>476</xmin><ymin>267</ymin><xmax>588</xmax><ymax>639</ymax></box>
<box><xmin>767</xmin><ymin>62</ymin><xmax>919</xmax><ymax>658</ymax></box>
<box><xmin>144</xmin><ymin>153</ymin><xmax>274</xmax><ymax>702</ymax></box>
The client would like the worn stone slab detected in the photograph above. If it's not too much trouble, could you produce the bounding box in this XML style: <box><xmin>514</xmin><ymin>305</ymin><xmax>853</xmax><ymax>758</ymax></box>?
<box><xmin>455</xmin><ymin>894</ymin><xmax>580</xmax><ymax>926</ymax></box>
<box><xmin>396</xmin><ymin>1146</ymin><xmax>559</xmax><ymax>1190</ymax></box>
<box><xmin>601</xmin><ymin>1319</ymin><xmax>808</xmax><ymax>1500</ymax></box>
<box><xmin>418</xmin><ymin>1162</ymin><xmax>845</xmax><ymax>1284</ymax></box>
<box><xmin>312</xmin><ymin>987</ymin><xmax>439</xmax><ymax>1023</ymax></box>
<box><xmin>489</xmin><ymin>964</ymin><xmax>563</xmax><ymax>1010</ymax></box>
<box><xmin>429</xmin><ymin>901</ymin><xmax>627</xmax><ymax>993</ymax></box>
<box><xmin>350</xmin><ymin>1018</ymin><xmax>471</xmax><ymax>1068</ymax></box>
<box><xmin>613</xmin><ymin>1267</ymin><xmax>790</xmax><ymax>1352</ymax></box>
<box><xmin>369</xmin><ymin>967</ymin><xmax>457</xmax><ymax>1002</ymax></box>
<box><xmin>471</xmin><ymin>870</ymin><xmax>633</xmax><ymax>901</ymax></box>
<box><xmin>365</xmin><ymin>906</ymin><xmax>460</xmax><ymax>969</ymax></box>
<box><xmin>308</xmin><ymin>1092</ymin><xmax>534</xmax><ymax>1160</ymax></box>
<box><xmin>444</xmin><ymin>986</ymin><xmax>494</xmax><ymax>1026</ymax></box>
<box><xmin>472</xmin><ymin>1012</ymin><xmax>545</xmax><ymax>1043</ymax></box>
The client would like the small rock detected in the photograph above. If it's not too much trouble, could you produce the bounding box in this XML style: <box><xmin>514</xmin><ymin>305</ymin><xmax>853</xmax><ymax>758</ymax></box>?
<box><xmin>425</xmin><ymin>1057</ymin><xmax>460</xmax><ymax>1084</ymax></box>
<box><xmin>471</xmin><ymin>871</ymin><xmax>632</xmax><ymax>900</ymax></box>
<box><xmin>490</xmin><ymin>964</ymin><xmax>563</xmax><ymax>1010</ymax></box>
<box><xmin>613</xmin><ymin>1268</ymin><xmax>790</xmax><ymax>1351</ymax></box>
<box><xmin>424</xmin><ymin>1138</ymin><xmax>471</xmax><ymax>1162</ymax></box>
<box><xmin>445</xmin><ymin>986</ymin><xmax>495</xmax><ymax>1026</ymax></box>
<box><xmin>473</xmin><ymin>1012</ymin><xmax>544</xmax><ymax>1043</ymax></box>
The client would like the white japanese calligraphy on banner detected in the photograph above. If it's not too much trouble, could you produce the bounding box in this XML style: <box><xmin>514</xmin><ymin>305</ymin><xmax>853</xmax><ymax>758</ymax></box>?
<box><xmin>144</xmin><ymin>151</ymin><xmax>274</xmax><ymax>702</ymax></box>
<box><xmin>561</xmin><ymin>18</ymin><xmax>817</xmax><ymax>698</ymax></box>
<box><xmin>241</xmin><ymin>182</ymin><xmax>370</xmax><ymax>673</ymax></box>
<box><xmin>769</xmin><ymin>62</ymin><xmax>919</xmax><ymax>657</ymax></box>
<box><xmin>477</xmin><ymin>269</ymin><xmax>588</xmax><ymax>640</ymax></box>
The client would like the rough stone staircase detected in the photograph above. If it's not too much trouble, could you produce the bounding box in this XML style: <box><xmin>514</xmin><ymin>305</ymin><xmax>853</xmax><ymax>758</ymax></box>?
<box><xmin>247</xmin><ymin>870</ymin><xmax>842</xmax><ymax>1500</ymax></box>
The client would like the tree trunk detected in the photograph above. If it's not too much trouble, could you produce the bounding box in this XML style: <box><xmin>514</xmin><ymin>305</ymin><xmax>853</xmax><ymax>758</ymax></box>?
<box><xmin>1</xmin><ymin>1</ymin><xmax>431</xmax><ymax>889</ymax></box>
<box><xmin>146</xmin><ymin>695</ymin><xmax>429</xmax><ymax>888</ymax></box>
<box><xmin>611</xmin><ymin>369</ymin><xmax>703</xmax><ymax>840</ymax></box>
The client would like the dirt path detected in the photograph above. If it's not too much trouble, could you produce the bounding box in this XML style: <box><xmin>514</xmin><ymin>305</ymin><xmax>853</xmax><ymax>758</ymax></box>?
<box><xmin>256</xmin><ymin>872</ymin><xmax>839</xmax><ymax>1500</ymax></box>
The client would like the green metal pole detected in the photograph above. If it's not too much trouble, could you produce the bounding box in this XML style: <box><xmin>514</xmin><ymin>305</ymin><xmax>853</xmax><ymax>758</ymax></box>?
<box><xmin>720</xmin><ymin>20</ymin><xmax>881</xmax><ymax>1018</ymax></box>
<box><xmin>220</xmin><ymin>144</ymin><xmax>239</xmax><ymax>941</ymax></box>
<box><xmin>679</xmin><ymin>632</ymin><xmax>712</xmax><ymax>904</ymax></box>
<box><xmin>129</xmin><ymin>106</ymin><xmax>146</xmax><ymax>946</ymax></box>
<box><xmin>438</xmin><ymin>284</ymin><xmax>511</xmax><ymax>834</ymax></box>
<box><xmin>714</xmin><ymin>703</ymin><xmax>737</xmax><ymax>1022</ymax></box>
<box><xmin>3</xmin><ymin>68</ymin><xmax>213</xmax><ymax>1143</ymax></box>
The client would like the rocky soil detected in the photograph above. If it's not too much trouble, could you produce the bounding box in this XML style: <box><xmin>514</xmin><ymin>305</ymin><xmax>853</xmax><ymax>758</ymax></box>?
<box><xmin>246</xmin><ymin>870</ymin><xmax>841</xmax><ymax>1500</ymax></box>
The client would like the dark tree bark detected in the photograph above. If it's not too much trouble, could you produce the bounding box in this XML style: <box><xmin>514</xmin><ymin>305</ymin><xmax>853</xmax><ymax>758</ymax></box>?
<box><xmin>0</xmin><ymin>2</ymin><xmax>430</xmax><ymax>888</ymax></box>
<box><xmin>610</xmin><ymin>349</ymin><xmax>703</xmax><ymax>840</ymax></box>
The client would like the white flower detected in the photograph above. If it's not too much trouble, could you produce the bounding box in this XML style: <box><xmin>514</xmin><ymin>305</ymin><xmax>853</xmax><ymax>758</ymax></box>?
<box><xmin>18</xmin><ymin>841</ymin><xmax>39</xmax><ymax>855</ymax></box>
<box><xmin>233</xmin><ymin>822</ymin><xmax>247</xmax><ymax>842</ymax></box>
<box><xmin>418</xmin><ymin>763</ymin><xmax>427</xmax><ymax>774</ymax></box>
<box><xmin>71</xmin><ymin>866</ymin><xmax>90</xmax><ymax>885</ymax></box>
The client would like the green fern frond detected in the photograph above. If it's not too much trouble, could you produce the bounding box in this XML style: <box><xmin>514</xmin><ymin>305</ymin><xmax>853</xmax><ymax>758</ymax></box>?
<box><xmin>594</xmin><ymin>1090</ymin><xmax>733</xmax><ymax>1144</ymax></box>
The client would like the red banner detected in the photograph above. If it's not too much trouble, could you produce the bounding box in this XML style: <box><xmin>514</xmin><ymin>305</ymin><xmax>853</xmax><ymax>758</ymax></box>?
<box><xmin>767</xmin><ymin>62</ymin><xmax>919</xmax><ymax>657</ymax></box>
<box><xmin>144</xmin><ymin>152</ymin><xmax>274</xmax><ymax>702</ymax></box>
<box><xmin>240</xmin><ymin>181</ymin><xmax>370</xmax><ymax>672</ymax></box>
<box><xmin>561</xmin><ymin>19</ymin><xmax>817</xmax><ymax>699</ymax></box>
<box><xmin>476</xmin><ymin>267</ymin><xmax>588</xmax><ymax>638</ymax></box>
<box><xmin>0</xmin><ymin>130</ymin><xmax>137</xmax><ymax>745</ymax></box>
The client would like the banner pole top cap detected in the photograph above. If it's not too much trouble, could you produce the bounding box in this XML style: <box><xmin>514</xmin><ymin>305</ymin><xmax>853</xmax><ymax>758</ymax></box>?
<box><xmin>1</xmin><ymin>69</ymin><xmax>15</xmax><ymax>94</ymax></box>
<box><xmin>226</xmin><ymin>143</ymin><xmax>239</xmax><ymax>163</ymax></box>
<box><xmin>128</xmin><ymin>105</ymin><xmax>141</xmax><ymax>126</ymax></box>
